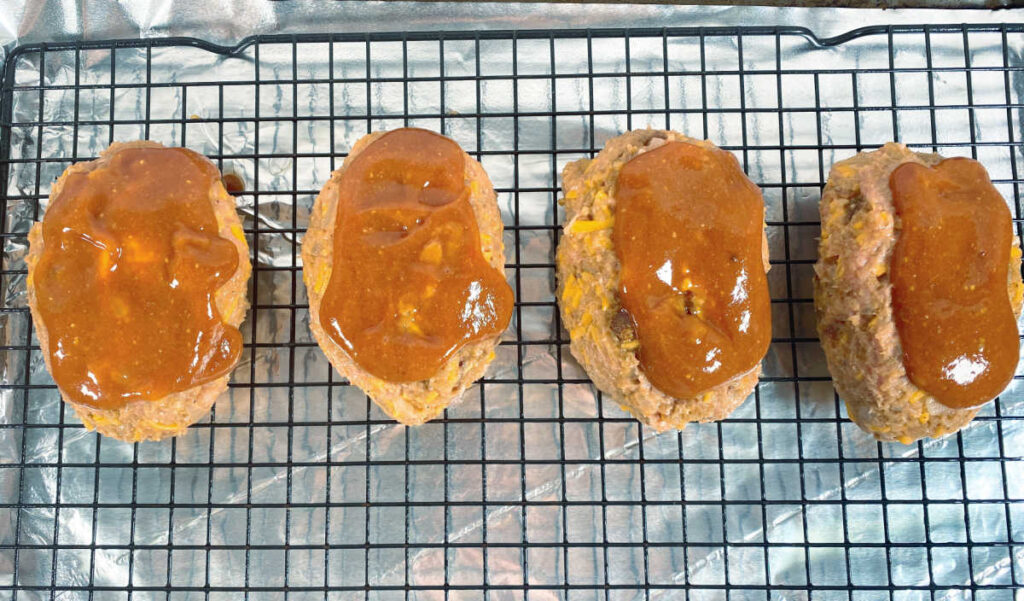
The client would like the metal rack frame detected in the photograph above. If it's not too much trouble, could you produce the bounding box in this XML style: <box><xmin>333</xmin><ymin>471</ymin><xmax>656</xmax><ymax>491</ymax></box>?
<box><xmin>1</xmin><ymin>24</ymin><xmax>1022</xmax><ymax>598</ymax></box>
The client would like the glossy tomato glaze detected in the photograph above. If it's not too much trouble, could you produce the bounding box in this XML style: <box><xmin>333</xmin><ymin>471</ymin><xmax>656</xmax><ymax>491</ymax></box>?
<box><xmin>319</xmin><ymin>128</ymin><xmax>513</xmax><ymax>382</ymax></box>
<box><xmin>889</xmin><ymin>158</ymin><xmax>1019</xmax><ymax>409</ymax></box>
<box><xmin>34</xmin><ymin>146</ymin><xmax>242</xmax><ymax>409</ymax></box>
<box><xmin>612</xmin><ymin>141</ymin><xmax>771</xmax><ymax>399</ymax></box>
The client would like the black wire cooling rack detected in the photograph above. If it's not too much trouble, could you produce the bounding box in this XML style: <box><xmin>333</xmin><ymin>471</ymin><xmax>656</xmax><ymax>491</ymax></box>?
<box><xmin>1</xmin><ymin>24</ymin><xmax>1023</xmax><ymax>599</ymax></box>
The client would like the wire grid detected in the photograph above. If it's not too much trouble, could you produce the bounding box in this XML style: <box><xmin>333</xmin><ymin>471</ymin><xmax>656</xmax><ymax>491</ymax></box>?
<box><xmin>1</xmin><ymin>25</ymin><xmax>1023</xmax><ymax>600</ymax></box>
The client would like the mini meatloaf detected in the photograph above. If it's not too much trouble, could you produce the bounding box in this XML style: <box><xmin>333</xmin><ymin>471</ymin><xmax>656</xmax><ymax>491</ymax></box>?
<box><xmin>815</xmin><ymin>143</ymin><xmax>1023</xmax><ymax>443</ymax></box>
<box><xmin>557</xmin><ymin>129</ymin><xmax>772</xmax><ymax>431</ymax></box>
<box><xmin>302</xmin><ymin>129</ymin><xmax>512</xmax><ymax>425</ymax></box>
<box><xmin>26</xmin><ymin>141</ymin><xmax>252</xmax><ymax>442</ymax></box>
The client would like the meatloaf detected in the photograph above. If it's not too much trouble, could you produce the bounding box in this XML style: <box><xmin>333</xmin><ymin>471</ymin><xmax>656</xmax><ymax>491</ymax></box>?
<box><xmin>814</xmin><ymin>143</ymin><xmax>1023</xmax><ymax>443</ymax></box>
<box><xmin>557</xmin><ymin>129</ymin><xmax>771</xmax><ymax>431</ymax></box>
<box><xmin>25</xmin><ymin>141</ymin><xmax>252</xmax><ymax>442</ymax></box>
<box><xmin>301</xmin><ymin>130</ymin><xmax>510</xmax><ymax>425</ymax></box>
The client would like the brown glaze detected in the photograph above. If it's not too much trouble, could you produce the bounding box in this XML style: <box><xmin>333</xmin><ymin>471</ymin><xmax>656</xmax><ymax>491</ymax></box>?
<box><xmin>222</xmin><ymin>173</ymin><xmax>245</xmax><ymax>194</ymax></box>
<box><xmin>34</xmin><ymin>146</ymin><xmax>242</xmax><ymax>409</ymax></box>
<box><xmin>319</xmin><ymin>128</ymin><xmax>513</xmax><ymax>382</ymax></box>
<box><xmin>889</xmin><ymin>158</ymin><xmax>1019</xmax><ymax>408</ymax></box>
<box><xmin>612</xmin><ymin>141</ymin><xmax>771</xmax><ymax>399</ymax></box>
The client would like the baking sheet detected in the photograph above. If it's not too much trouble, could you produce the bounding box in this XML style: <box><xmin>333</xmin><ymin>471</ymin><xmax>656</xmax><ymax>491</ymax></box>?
<box><xmin>2</xmin><ymin>3</ymin><xmax>1024</xmax><ymax>599</ymax></box>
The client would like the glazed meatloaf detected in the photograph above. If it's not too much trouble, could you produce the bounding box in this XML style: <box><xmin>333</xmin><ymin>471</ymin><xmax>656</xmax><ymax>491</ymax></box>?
<box><xmin>26</xmin><ymin>141</ymin><xmax>252</xmax><ymax>442</ymax></box>
<box><xmin>557</xmin><ymin>129</ymin><xmax>771</xmax><ymax>431</ymax></box>
<box><xmin>302</xmin><ymin>130</ymin><xmax>511</xmax><ymax>425</ymax></box>
<box><xmin>815</xmin><ymin>143</ymin><xmax>1023</xmax><ymax>443</ymax></box>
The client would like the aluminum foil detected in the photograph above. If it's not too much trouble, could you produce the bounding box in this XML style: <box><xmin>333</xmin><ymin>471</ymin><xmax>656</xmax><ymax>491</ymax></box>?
<box><xmin>2</xmin><ymin>2</ymin><xmax>1024</xmax><ymax>598</ymax></box>
<box><xmin>1</xmin><ymin>1</ymin><xmax>1022</xmax><ymax>56</ymax></box>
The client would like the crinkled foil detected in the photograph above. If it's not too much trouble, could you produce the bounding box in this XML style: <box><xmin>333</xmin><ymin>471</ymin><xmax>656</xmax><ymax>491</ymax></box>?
<box><xmin>2</xmin><ymin>2</ymin><xmax>1024</xmax><ymax>598</ymax></box>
